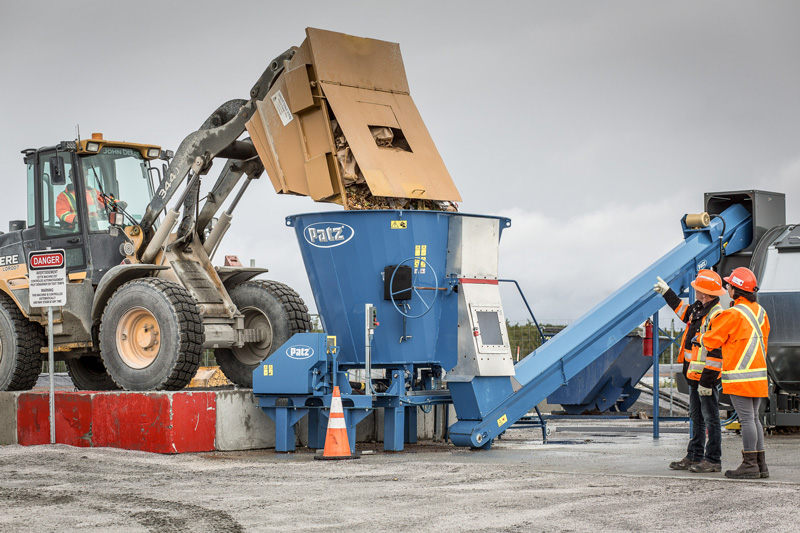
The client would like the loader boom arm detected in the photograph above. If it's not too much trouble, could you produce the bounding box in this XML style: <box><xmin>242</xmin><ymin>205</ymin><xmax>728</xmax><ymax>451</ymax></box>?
<box><xmin>138</xmin><ymin>48</ymin><xmax>295</xmax><ymax>235</ymax></box>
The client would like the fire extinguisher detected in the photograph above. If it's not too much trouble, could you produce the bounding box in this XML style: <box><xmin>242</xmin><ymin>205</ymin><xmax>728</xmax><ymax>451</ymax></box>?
<box><xmin>643</xmin><ymin>319</ymin><xmax>653</xmax><ymax>357</ymax></box>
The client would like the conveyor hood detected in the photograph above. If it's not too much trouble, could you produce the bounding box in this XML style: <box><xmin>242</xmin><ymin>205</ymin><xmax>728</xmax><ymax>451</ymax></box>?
<box><xmin>246</xmin><ymin>28</ymin><xmax>461</xmax><ymax>206</ymax></box>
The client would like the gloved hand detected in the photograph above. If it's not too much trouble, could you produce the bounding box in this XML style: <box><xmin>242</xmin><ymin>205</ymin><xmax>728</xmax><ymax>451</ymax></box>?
<box><xmin>698</xmin><ymin>385</ymin><xmax>713</xmax><ymax>396</ymax></box>
<box><xmin>653</xmin><ymin>276</ymin><xmax>670</xmax><ymax>295</ymax></box>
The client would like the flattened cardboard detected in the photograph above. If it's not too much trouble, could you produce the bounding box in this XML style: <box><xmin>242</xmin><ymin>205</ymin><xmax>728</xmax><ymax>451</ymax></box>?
<box><xmin>306</xmin><ymin>28</ymin><xmax>409</xmax><ymax>93</ymax></box>
<box><xmin>321</xmin><ymin>82</ymin><xmax>461</xmax><ymax>201</ymax></box>
<box><xmin>248</xmin><ymin>27</ymin><xmax>460</xmax><ymax>205</ymax></box>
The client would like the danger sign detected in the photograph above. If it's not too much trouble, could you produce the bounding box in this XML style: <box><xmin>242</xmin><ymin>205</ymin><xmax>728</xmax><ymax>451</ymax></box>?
<box><xmin>29</xmin><ymin>249</ymin><xmax>67</xmax><ymax>307</ymax></box>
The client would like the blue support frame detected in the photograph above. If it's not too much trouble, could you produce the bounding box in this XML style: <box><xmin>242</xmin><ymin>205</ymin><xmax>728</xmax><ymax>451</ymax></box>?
<box><xmin>450</xmin><ymin>204</ymin><xmax>752</xmax><ymax>448</ymax></box>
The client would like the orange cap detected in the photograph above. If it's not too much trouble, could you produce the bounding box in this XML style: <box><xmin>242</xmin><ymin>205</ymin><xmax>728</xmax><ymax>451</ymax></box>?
<box><xmin>691</xmin><ymin>269</ymin><xmax>726</xmax><ymax>296</ymax></box>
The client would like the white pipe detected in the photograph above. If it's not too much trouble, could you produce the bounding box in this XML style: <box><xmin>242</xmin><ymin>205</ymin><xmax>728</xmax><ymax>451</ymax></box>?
<box><xmin>204</xmin><ymin>211</ymin><xmax>233</xmax><ymax>259</ymax></box>
<box><xmin>141</xmin><ymin>208</ymin><xmax>179</xmax><ymax>264</ymax></box>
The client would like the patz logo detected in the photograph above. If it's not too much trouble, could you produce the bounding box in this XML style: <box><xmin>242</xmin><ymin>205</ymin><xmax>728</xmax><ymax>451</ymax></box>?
<box><xmin>303</xmin><ymin>222</ymin><xmax>354</xmax><ymax>248</ymax></box>
<box><xmin>286</xmin><ymin>345</ymin><xmax>314</xmax><ymax>360</ymax></box>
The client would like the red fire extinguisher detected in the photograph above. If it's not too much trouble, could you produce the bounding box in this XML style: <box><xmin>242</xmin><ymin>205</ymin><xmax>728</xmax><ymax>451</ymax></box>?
<box><xmin>643</xmin><ymin>319</ymin><xmax>653</xmax><ymax>357</ymax></box>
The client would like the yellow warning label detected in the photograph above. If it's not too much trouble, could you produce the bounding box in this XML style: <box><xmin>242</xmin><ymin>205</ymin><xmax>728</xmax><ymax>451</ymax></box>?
<box><xmin>497</xmin><ymin>414</ymin><xmax>508</xmax><ymax>427</ymax></box>
<box><xmin>263</xmin><ymin>364</ymin><xmax>273</xmax><ymax>376</ymax></box>
<box><xmin>391</xmin><ymin>220</ymin><xmax>407</xmax><ymax>229</ymax></box>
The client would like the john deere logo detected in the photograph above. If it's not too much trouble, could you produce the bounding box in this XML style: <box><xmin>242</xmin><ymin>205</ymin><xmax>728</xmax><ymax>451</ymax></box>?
<box><xmin>303</xmin><ymin>222</ymin><xmax>354</xmax><ymax>248</ymax></box>
<box><xmin>287</xmin><ymin>345</ymin><xmax>314</xmax><ymax>360</ymax></box>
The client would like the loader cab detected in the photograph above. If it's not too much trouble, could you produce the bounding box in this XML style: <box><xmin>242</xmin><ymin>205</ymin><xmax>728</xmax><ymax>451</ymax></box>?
<box><xmin>25</xmin><ymin>136</ymin><xmax>161</xmax><ymax>284</ymax></box>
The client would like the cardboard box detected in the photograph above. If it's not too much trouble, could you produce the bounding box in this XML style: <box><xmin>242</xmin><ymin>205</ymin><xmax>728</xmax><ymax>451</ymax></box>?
<box><xmin>246</xmin><ymin>28</ymin><xmax>461</xmax><ymax>207</ymax></box>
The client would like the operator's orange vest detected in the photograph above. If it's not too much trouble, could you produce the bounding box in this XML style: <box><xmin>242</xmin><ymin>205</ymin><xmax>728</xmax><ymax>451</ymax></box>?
<box><xmin>672</xmin><ymin>301</ymin><xmax>720</xmax><ymax>369</ymax></box>
<box><xmin>699</xmin><ymin>298</ymin><xmax>770</xmax><ymax>397</ymax></box>
<box><xmin>56</xmin><ymin>189</ymin><xmax>102</xmax><ymax>225</ymax></box>
<box><xmin>686</xmin><ymin>303</ymin><xmax>723</xmax><ymax>382</ymax></box>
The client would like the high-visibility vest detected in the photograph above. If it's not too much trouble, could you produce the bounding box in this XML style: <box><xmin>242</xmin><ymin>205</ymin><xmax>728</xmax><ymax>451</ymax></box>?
<box><xmin>686</xmin><ymin>303</ymin><xmax>723</xmax><ymax>381</ymax></box>
<box><xmin>699</xmin><ymin>299</ymin><xmax>769</xmax><ymax>397</ymax></box>
<box><xmin>672</xmin><ymin>300</ymin><xmax>692</xmax><ymax>364</ymax></box>
<box><xmin>56</xmin><ymin>189</ymin><xmax>102</xmax><ymax>225</ymax></box>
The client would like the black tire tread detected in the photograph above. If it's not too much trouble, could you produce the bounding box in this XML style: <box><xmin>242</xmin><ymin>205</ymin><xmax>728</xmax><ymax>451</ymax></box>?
<box><xmin>216</xmin><ymin>280</ymin><xmax>310</xmax><ymax>387</ymax></box>
<box><xmin>66</xmin><ymin>354</ymin><xmax>120</xmax><ymax>391</ymax></box>
<box><xmin>0</xmin><ymin>292</ymin><xmax>45</xmax><ymax>391</ymax></box>
<box><xmin>100</xmin><ymin>277</ymin><xmax>204</xmax><ymax>391</ymax></box>
<box><xmin>247</xmin><ymin>280</ymin><xmax>312</xmax><ymax>333</ymax></box>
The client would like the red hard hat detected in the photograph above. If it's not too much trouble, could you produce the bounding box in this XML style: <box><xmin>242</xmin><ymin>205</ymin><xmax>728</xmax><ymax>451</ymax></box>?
<box><xmin>723</xmin><ymin>267</ymin><xmax>758</xmax><ymax>292</ymax></box>
<box><xmin>691</xmin><ymin>269</ymin><xmax>726</xmax><ymax>296</ymax></box>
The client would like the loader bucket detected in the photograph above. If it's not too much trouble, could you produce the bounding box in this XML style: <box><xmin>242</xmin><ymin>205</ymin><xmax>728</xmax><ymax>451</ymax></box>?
<box><xmin>247</xmin><ymin>28</ymin><xmax>461</xmax><ymax>207</ymax></box>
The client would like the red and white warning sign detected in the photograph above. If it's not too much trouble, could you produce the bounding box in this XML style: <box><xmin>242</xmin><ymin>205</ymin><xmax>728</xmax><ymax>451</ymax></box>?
<box><xmin>28</xmin><ymin>249</ymin><xmax>67</xmax><ymax>307</ymax></box>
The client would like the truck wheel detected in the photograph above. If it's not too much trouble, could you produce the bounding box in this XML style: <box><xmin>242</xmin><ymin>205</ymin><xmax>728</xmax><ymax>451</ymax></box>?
<box><xmin>66</xmin><ymin>355</ymin><xmax>120</xmax><ymax>391</ymax></box>
<box><xmin>99</xmin><ymin>278</ymin><xmax>204</xmax><ymax>391</ymax></box>
<box><xmin>216</xmin><ymin>280</ymin><xmax>310</xmax><ymax>387</ymax></box>
<box><xmin>0</xmin><ymin>293</ymin><xmax>44</xmax><ymax>391</ymax></box>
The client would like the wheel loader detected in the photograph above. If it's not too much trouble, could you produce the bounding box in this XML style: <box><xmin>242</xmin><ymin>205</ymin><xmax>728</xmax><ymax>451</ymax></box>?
<box><xmin>0</xmin><ymin>46</ymin><xmax>312</xmax><ymax>392</ymax></box>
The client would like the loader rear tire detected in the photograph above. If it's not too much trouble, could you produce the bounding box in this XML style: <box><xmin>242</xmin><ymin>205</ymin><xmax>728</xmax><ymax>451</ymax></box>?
<box><xmin>99</xmin><ymin>278</ymin><xmax>204</xmax><ymax>391</ymax></box>
<box><xmin>0</xmin><ymin>293</ymin><xmax>45</xmax><ymax>391</ymax></box>
<box><xmin>66</xmin><ymin>355</ymin><xmax>120</xmax><ymax>391</ymax></box>
<box><xmin>215</xmin><ymin>280</ymin><xmax>310</xmax><ymax>388</ymax></box>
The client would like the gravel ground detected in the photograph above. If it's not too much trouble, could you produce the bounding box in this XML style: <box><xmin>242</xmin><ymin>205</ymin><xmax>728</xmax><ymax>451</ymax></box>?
<box><xmin>1</xmin><ymin>422</ymin><xmax>798</xmax><ymax>532</ymax></box>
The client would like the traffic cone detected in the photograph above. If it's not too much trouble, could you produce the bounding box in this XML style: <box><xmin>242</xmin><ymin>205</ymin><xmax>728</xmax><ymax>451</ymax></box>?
<box><xmin>315</xmin><ymin>386</ymin><xmax>359</xmax><ymax>460</ymax></box>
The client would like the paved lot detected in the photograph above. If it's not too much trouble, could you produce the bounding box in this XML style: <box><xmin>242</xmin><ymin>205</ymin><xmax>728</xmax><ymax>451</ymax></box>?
<box><xmin>1</xmin><ymin>420</ymin><xmax>797</xmax><ymax>532</ymax></box>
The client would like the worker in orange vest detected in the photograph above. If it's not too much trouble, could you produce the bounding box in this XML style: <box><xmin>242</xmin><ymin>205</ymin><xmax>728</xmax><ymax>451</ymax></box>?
<box><xmin>56</xmin><ymin>182</ymin><xmax>105</xmax><ymax>228</ymax></box>
<box><xmin>698</xmin><ymin>267</ymin><xmax>770</xmax><ymax>479</ymax></box>
<box><xmin>654</xmin><ymin>269</ymin><xmax>725</xmax><ymax>472</ymax></box>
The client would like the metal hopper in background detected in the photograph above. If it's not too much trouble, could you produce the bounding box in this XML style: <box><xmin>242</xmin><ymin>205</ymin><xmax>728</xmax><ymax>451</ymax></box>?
<box><xmin>246</xmin><ymin>27</ymin><xmax>462</xmax><ymax>209</ymax></box>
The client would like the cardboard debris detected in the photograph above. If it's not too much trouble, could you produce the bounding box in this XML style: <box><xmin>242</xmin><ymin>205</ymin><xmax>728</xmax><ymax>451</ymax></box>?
<box><xmin>188</xmin><ymin>366</ymin><xmax>232</xmax><ymax>388</ymax></box>
<box><xmin>246</xmin><ymin>28</ymin><xmax>461</xmax><ymax>211</ymax></box>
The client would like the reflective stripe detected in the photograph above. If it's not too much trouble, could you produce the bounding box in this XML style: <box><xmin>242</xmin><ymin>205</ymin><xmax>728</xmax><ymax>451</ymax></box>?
<box><xmin>327</xmin><ymin>417</ymin><xmax>347</xmax><ymax>429</ymax></box>
<box><xmin>704</xmin><ymin>359</ymin><xmax>723</xmax><ymax>370</ymax></box>
<box><xmin>60</xmin><ymin>191</ymin><xmax>77</xmax><ymax>222</ymax></box>
<box><xmin>330</xmin><ymin>396</ymin><xmax>343</xmax><ymax>413</ymax></box>
<box><xmin>687</xmin><ymin>304</ymin><xmax>723</xmax><ymax>375</ymax></box>
<box><xmin>722</xmin><ymin>368</ymin><xmax>769</xmax><ymax>383</ymax></box>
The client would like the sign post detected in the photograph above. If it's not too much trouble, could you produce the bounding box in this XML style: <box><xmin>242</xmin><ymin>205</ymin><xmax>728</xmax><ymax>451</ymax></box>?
<box><xmin>28</xmin><ymin>249</ymin><xmax>67</xmax><ymax>445</ymax></box>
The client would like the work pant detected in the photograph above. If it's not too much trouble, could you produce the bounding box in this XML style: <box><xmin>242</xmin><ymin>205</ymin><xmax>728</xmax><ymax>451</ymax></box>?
<box><xmin>687</xmin><ymin>381</ymin><xmax>722</xmax><ymax>464</ymax></box>
<box><xmin>729</xmin><ymin>395</ymin><xmax>764</xmax><ymax>452</ymax></box>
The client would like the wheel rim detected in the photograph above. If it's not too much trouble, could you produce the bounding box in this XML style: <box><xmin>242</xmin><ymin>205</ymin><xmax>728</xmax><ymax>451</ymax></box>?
<box><xmin>231</xmin><ymin>306</ymin><xmax>274</xmax><ymax>365</ymax></box>
<box><xmin>116</xmin><ymin>307</ymin><xmax>161</xmax><ymax>369</ymax></box>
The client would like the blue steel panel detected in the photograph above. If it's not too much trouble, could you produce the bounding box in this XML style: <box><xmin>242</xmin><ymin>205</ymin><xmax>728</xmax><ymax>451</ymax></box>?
<box><xmin>548</xmin><ymin>335</ymin><xmax>637</xmax><ymax>405</ymax></box>
<box><xmin>287</xmin><ymin>211</ymin><xmax>509</xmax><ymax>370</ymax></box>
<box><xmin>252</xmin><ymin>333</ymin><xmax>328</xmax><ymax>395</ymax></box>
<box><xmin>449</xmin><ymin>204</ymin><xmax>752</xmax><ymax>447</ymax></box>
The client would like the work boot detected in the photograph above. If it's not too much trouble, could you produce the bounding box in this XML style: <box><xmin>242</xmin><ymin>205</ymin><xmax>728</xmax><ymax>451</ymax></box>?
<box><xmin>724</xmin><ymin>451</ymin><xmax>760</xmax><ymax>480</ymax></box>
<box><xmin>757</xmin><ymin>450</ymin><xmax>769</xmax><ymax>479</ymax></box>
<box><xmin>688</xmin><ymin>460</ymin><xmax>721</xmax><ymax>473</ymax></box>
<box><xmin>669</xmin><ymin>456</ymin><xmax>699</xmax><ymax>470</ymax></box>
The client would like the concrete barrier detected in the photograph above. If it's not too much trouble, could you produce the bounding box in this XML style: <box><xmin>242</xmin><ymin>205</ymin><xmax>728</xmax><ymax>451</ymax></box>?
<box><xmin>1</xmin><ymin>389</ymin><xmax>441</xmax><ymax>453</ymax></box>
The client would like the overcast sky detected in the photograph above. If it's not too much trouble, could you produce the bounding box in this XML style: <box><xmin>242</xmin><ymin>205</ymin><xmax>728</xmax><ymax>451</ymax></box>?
<box><xmin>1</xmin><ymin>1</ymin><xmax>799</xmax><ymax>327</ymax></box>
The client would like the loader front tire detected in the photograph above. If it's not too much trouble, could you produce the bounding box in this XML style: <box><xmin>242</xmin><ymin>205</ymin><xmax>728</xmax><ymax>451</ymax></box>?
<box><xmin>215</xmin><ymin>280</ymin><xmax>310</xmax><ymax>388</ymax></box>
<box><xmin>100</xmin><ymin>278</ymin><xmax>204</xmax><ymax>391</ymax></box>
<box><xmin>66</xmin><ymin>354</ymin><xmax>120</xmax><ymax>391</ymax></box>
<box><xmin>0</xmin><ymin>293</ymin><xmax>44</xmax><ymax>391</ymax></box>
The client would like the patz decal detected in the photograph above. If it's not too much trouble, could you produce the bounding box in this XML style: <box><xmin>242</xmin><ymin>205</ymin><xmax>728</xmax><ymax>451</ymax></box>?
<box><xmin>303</xmin><ymin>222</ymin><xmax>354</xmax><ymax>248</ymax></box>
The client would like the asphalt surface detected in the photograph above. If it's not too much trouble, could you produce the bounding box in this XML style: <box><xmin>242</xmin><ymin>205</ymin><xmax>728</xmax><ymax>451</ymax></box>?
<box><xmin>1</xmin><ymin>420</ymin><xmax>797</xmax><ymax>532</ymax></box>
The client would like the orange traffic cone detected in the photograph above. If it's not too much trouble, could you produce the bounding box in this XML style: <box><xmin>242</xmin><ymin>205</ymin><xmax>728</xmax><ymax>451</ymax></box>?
<box><xmin>315</xmin><ymin>386</ymin><xmax>359</xmax><ymax>460</ymax></box>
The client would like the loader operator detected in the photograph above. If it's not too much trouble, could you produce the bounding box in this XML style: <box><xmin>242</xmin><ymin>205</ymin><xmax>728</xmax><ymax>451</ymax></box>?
<box><xmin>697</xmin><ymin>267</ymin><xmax>770</xmax><ymax>479</ymax></box>
<box><xmin>654</xmin><ymin>269</ymin><xmax>725</xmax><ymax>473</ymax></box>
<box><xmin>56</xmin><ymin>179</ymin><xmax>104</xmax><ymax>229</ymax></box>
